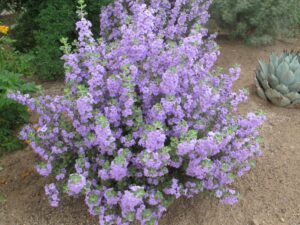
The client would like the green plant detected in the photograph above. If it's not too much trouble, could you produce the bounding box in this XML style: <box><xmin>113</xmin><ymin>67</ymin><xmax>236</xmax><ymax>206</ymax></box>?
<box><xmin>0</xmin><ymin>71</ymin><xmax>36</xmax><ymax>155</ymax></box>
<box><xmin>12</xmin><ymin>0</ymin><xmax>113</xmax><ymax>80</ymax></box>
<box><xmin>0</xmin><ymin>0</ymin><xmax>28</xmax><ymax>12</ymax></box>
<box><xmin>256</xmin><ymin>52</ymin><xmax>300</xmax><ymax>107</ymax></box>
<box><xmin>0</xmin><ymin>35</ymin><xmax>37</xmax><ymax>156</ymax></box>
<box><xmin>0</xmin><ymin>36</ymin><xmax>35</xmax><ymax>76</ymax></box>
<box><xmin>211</xmin><ymin>0</ymin><xmax>300</xmax><ymax>45</ymax></box>
<box><xmin>11</xmin><ymin>0</ymin><xmax>45</xmax><ymax>51</ymax></box>
<box><xmin>32</xmin><ymin>0</ymin><xmax>77</xmax><ymax>80</ymax></box>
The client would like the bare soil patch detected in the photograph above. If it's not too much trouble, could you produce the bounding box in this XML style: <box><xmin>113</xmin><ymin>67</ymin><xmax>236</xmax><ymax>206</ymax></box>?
<box><xmin>1</xmin><ymin>38</ymin><xmax>300</xmax><ymax>225</ymax></box>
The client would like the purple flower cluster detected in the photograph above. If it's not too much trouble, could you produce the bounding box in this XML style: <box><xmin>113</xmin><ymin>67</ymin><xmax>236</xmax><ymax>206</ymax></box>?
<box><xmin>45</xmin><ymin>183</ymin><xmax>60</xmax><ymax>207</ymax></box>
<box><xmin>8</xmin><ymin>0</ymin><xmax>265</xmax><ymax>224</ymax></box>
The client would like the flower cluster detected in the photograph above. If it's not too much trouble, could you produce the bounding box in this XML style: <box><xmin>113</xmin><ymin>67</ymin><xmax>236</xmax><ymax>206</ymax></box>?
<box><xmin>8</xmin><ymin>0</ymin><xmax>265</xmax><ymax>224</ymax></box>
<box><xmin>45</xmin><ymin>183</ymin><xmax>60</xmax><ymax>207</ymax></box>
<box><xmin>0</xmin><ymin>25</ymin><xmax>9</xmax><ymax>35</ymax></box>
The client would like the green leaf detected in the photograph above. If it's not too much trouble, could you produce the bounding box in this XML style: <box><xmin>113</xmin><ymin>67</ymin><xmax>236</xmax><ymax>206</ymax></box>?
<box><xmin>201</xmin><ymin>159</ymin><xmax>212</xmax><ymax>168</ymax></box>
<box><xmin>228</xmin><ymin>173</ymin><xmax>236</xmax><ymax>181</ymax></box>
<box><xmin>88</xmin><ymin>193</ymin><xmax>100</xmax><ymax>205</ymax></box>
<box><xmin>142</xmin><ymin>209</ymin><xmax>152</xmax><ymax>219</ymax></box>
<box><xmin>125</xmin><ymin>212</ymin><xmax>135</xmax><ymax>222</ymax></box>
<box><xmin>70</xmin><ymin>174</ymin><xmax>82</xmax><ymax>184</ymax></box>
<box><xmin>146</xmin><ymin>219</ymin><xmax>157</xmax><ymax>225</ymax></box>
<box><xmin>0</xmin><ymin>194</ymin><xmax>6</xmax><ymax>205</ymax></box>
<box><xmin>93</xmin><ymin>206</ymin><xmax>101</xmax><ymax>215</ymax></box>
<box><xmin>106</xmin><ymin>189</ymin><xmax>117</xmax><ymax>198</ymax></box>
<box><xmin>134</xmin><ymin>189</ymin><xmax>146</xmax><ymax>199</ymax></box>
<box><xmin>169</xmin><ymin>66</ymin><xmax>177</xmax><ymax>73</ymax></box>
<box><xmin>221</xmin><ymin>163</ymin><xmax>230</xmax><ymax>172</ymax></box>
<box><xmin>96</xmin><ymin>116</ymin><xmax>108</xmax><ymax>128</ymax></box>
<box><xmin>250</xmin><ymin>160</ymin><xmax>257</xmax><ymax>168</ymax></box>
<box><xmin>114</xmin><ymin>155</ymin><xmax>125</xmax><ymax>165</ymax></box>
<box><xmin>154</xmin><ymin>191</ymin><xmax>164</xmax><ymax>201</ymax></box>
<box><xmin>181</xmin><ymin>130</ymin><xmax>198</xmax><ymax>141</ymax></box>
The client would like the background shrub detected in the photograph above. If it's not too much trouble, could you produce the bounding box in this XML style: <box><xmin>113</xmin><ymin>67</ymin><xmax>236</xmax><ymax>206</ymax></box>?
<box><xmin>0</xmin><ymin>36</ymin><xmax>35</xmax><ymax>76</ymax></box>
<box><xmin>211</xmin><ymin>0</ymin><xmax>300</xmax><ymax>45</ymax></box>
<box><xmin>11</xmin><ymin>0</ymin><xmax>45</xmax><ymax>52</ymax></box>
<box><xmin>0</xmin><ymin>0</ymin><xmax>28</xmax><ymax>12</ymax></box>
<box><xmin>0</xmin><ymin>35</ymin><xmax>37</xmax><ymax>156</ymax></box>
<box><xmin>12</xmin><ymin>0</ymin><xmax>113</xmax><ymax>80</ymax></box>
<box><xmin>0</xmin><ymin>71</ymin><xmax>36</xmax><ymax>155</ymax></box>
<box><xmin>32</xmin><ymin>0</ymin><xmax>77</xmax><ymax>80</ymax></box>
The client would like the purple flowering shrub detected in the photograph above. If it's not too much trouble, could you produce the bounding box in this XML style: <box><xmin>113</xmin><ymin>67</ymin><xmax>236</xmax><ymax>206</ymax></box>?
<box><xmin>8</xmin><ymin>0</ymin><xmax>265</xmax><ymax>224</ymax></box>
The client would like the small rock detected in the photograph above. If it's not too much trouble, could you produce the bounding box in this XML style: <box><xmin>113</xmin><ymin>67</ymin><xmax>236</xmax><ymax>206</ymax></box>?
<box><xmin>280</xmin><ymin>217</ymin><xmax>285</xmax><ymax>223</ymax></box>
<box><xmin>250</xmin><ymin>219</ymin><xmax>260</xmax><ymax>225</ymax></box>
<box><xmin>0</xmin><ymin>177</ymin><xmax>7</xmax><ymax>185</ymax></box>
<box><xmin>280</xmin><ymin>208</ymin><xmax>287</xmax><ymax>213</ymax></box>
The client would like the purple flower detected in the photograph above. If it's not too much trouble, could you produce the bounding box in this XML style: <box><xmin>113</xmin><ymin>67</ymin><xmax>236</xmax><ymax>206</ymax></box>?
<box><xmin>163</xmin><ymin>179</ymin><xmax>181</xmax><ymax>199</ymax></box>
<box><xmin>120</xmin><ymin>191</ymin><xmax>143</xmax><ymax>215</ymax></box>
<box><xmin>160</xmin><ymin>70</ymin><xmax>179</xmax><ymax>95</ymax></box>
<box><xmin>145</xmin><ymin>130</ymin><xmax>166</xmax><ymax>151</ymax></box>
<box><xmin>45</xmin><ymin>183</ymin><xmax>60</xmax><ymax>207</ymax></box>
<box><xmin>104</xmin><ymin>188</ymin><xmax>119</xmax><ymax>205</ymax></box>
<box><xmin>221</xmin><ymin>196</ymin><xmax>239</xmax><ymax>205</ymax></box>
<box><xmin>177</xmin><ymin>140</ymin><xmax>197</xmax><ymax>156</ymax></box>
<box><xmin>85</xmin><ymin>190</ymin><xmax>102</xmax><ymax>208</ymax></box>
<box><xmin>55</xmin><ymin>168</ymin><xmax>66</xmax><ymax>180</ymax></box>
<box><xmin>67</xmin><ymin>174</ymin><xmax>86</xmax><ymax>195</ymax></box>
<box><xmin>110</xmin><ymin>161</ymin><xmax>128</xmax><ymax>181</ymax></box>
<box><xmin>36</xmin><ymin>163</ymin><xmax>52</xmax><ymax>177</ymax></box>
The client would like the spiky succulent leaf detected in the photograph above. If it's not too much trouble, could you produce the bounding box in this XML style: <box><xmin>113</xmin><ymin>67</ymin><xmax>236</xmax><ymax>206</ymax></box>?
<box><xmin>268</xmin><ymin>63</ymin><xmax>275</xmax><ymax>75</ymax></box>
<box><xmin>265</xmin><ymin>89</ymin><xmax>291</xmax><ymax>107</ymax></box>
<box><xmin>279</xmin><ymin>71</ymin><xmax>294</xmax><ymax>86</ymax></box>
<box><xmin>289</xmin><ymin>57</ymin><xmax>300</xmax><ymax>72</ymax></box>
<box><xmin>268</xmin><ymin>74</ymin><xmax>279</xmax><ymax>88</ymax></box>
<box><xmin>285</xmin><ymin>92</ymin><xmax>300</xmax><ymax>102</ymax></box>
<box><xmin>255</xmin><ymin>79</ymin><xmax>267</xmax><ymax>100</ymax></box>
<box><xmin>294</xmin><ymin>68</ymin><xmax>300</xmax><ymax>82</ymax></box>
<box><xmin>276</xmin><ymin>61</ymin><xmax>289</xmax><ymax>78</ymax></box>
<box><xmin>289</xmin><ymin>82</ymin><xmax>300</xmax><ymax>92</ymax></box>
<box><xmin>270</xmin><ymin>54</ymin><xmax>278</xmax><ymax>67</ymax></box>
<box><xmin>275</xmin><ymin>84</ymin><xmax>289</xmax><ymax>94</ymax></box>
<box><xmin>258</xmin><ymin>59</ymin><xmax>268</xmax><ymax>77</ymax></box>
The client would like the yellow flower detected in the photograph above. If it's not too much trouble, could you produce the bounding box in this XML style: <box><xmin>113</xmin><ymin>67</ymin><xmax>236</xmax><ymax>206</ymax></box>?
<box><xmin>0</xmin><ymin>25</ymin><xmax>9</xmax><ymax>35</ymax></box>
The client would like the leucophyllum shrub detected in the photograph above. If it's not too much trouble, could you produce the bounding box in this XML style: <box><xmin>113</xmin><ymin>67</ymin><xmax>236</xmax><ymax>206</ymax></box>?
<box><xmin>8</xmin><ymin>0</ymin><xmax>265</xmax><ymax>224</ymax></box>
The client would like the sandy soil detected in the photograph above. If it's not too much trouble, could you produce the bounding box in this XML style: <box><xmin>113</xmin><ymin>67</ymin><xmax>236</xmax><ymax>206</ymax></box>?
<box><xmin>1</xmin><ymin>38</ymin><xmax>300</xmax><ymax>225</ymax></box>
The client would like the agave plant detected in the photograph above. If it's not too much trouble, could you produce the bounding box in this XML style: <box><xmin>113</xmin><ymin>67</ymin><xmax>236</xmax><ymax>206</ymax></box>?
<box><xmin>255</xmin><ymin>51</ymin><xmax>300</xmax><ymax>107</ymax></box>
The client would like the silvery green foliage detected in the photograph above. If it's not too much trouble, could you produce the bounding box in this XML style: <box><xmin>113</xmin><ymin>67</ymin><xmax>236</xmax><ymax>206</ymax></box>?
<box><xmin>256</xmin><ymin>52</ymin><xmax>300</xmax><ymax>107</ymax></box>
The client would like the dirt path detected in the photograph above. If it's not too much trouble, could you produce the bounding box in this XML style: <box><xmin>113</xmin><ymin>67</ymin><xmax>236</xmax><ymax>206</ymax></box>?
<box><xmin>1</xmin><ymin>39</ymin><xmax>300</xmax><ymax>225</ymax></box>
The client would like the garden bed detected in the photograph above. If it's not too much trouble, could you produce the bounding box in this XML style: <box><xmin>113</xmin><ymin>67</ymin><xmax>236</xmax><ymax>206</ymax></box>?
<box><xmin>0</xmin><ymin>38</ymin><xmax>299</xmax><ymax>225</ymax></box>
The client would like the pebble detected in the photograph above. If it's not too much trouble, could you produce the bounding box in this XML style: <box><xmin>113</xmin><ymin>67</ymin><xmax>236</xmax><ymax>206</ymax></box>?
<box><xmin>250</xmin><ymin>219</ymin><xmax>260</xmax><ymax>225</ymax></box>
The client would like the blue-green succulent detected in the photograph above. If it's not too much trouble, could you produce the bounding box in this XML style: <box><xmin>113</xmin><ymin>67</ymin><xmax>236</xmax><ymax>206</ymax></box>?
<box><xmin>256</xmin><ymin>52</ymin><xmax>300</xmax><ymax>107</ymax></box>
